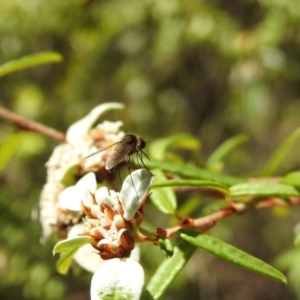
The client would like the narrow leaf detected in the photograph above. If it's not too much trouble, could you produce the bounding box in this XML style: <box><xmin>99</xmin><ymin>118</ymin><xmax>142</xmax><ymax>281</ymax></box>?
<box><xmin>148</xmin><ymin>134</ymin><xmax>200</xmax><ymax>160</ymax></box>
<box><xmin>206</xmin><ymin>134</ymin><xmax>248</xmax><ymax>172</ymax></box>
<box><xmin>53</xmin><ymin>236</ymin><xmax>93</xmax><ymax>255</ymax></box>
<box><xmin>294</xmin><ymin>223</ymin><xmax>300</xmax><ymax>247</ymax></box>
<box><xmin>56</xmin><ymin>248</ymin><xmax>79</xmax><ymax>275</ymax></box>
<box><xmin>150</xmin><ymin>169</ymin><xmax>177</xmax><ymax>214</ymax></box>
<box><xmin>0</xmin><ymin>52</ymin><xmax>63</xmax><ymax>77</ymax></box>
<box><xmin>0</xmin><ymin>132</ymin><xmax>23</xmax><ymax>171</ymax></box>
<box><xmin>230</xmin><ymin>182</ymin><xmax>300</xmax><ymax>198</ymax></box>
<box><xmin>281</xmin><ymin>171</ymin><xmax>300</xmax><ymax>187</ymax></box>
<box><xmin>144</xmin><ymin>240</ymin><xmax>196</xmax><ymax>299</ymax></box>
<box><xmin>176</xmin><ymin>196</ymin><xmax>203</xmax><ymax>217</ymax></box>
<box><xmin>158</xmin><ymin>238</ymin><xmax>174</xmax><ymax>258</ymax></box>
<box><xmin>295</xmin><ymin>232</ymin><xmax>300</xmax><ymax>247</ymax></box>
<box><xmin>152</xmin><ymin>179</ymin><xmax>229</xmax><ymax>197</ymax></box>
<box><xmin>146</xmin><ymin>160</ymin><xmax>244</xmax><ymax>187</ymax></box>
<box><xmin>60</xmin><ymin>164</ymin><xmax>80</xmax><ymax>186</ymax></box>
<box><xmin>262</xmin><ymin>127</ymin><xmax>300</xmax><ymax>176</ymax></box>
<box><xmin>179</xmin><ymin>230</ymin><xmax>287</xmax><ymax>283</ymax></box>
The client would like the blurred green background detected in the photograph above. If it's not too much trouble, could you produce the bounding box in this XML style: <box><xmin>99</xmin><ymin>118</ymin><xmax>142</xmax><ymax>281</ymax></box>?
<box><xmin>1</xmin><ymin>0</ymin><xmax>300</xmax><ymax>299</ymax></box>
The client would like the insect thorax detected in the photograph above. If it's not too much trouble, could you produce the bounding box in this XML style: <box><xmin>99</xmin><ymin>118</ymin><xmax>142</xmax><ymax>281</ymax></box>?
<box><xmin>125</xmin><ymin>134</ymin><xmax>146</xmax><ymax>154</ymax></box>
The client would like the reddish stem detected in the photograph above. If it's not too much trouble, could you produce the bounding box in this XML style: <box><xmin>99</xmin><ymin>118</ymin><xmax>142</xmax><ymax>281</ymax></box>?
<box><xmin>166</xmin><ymin>206</ymin><xmax>237</xmax><ymax>238</ymax></box>
<box><xmin>0</xmin><ymin>105</ymin><xmax>66</xmax><ymax>142</ymax></box>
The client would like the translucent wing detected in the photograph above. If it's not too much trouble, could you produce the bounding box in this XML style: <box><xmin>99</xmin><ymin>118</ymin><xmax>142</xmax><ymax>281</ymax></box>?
<box><xmin>105</xmin><ymin>143</ymin><xmax>132</xmax><ymax>172</ymax></box>
<box><xmin>84</xmin><ymin>141</ymin><xmax>119</xmax><ymax>159</ymax></box>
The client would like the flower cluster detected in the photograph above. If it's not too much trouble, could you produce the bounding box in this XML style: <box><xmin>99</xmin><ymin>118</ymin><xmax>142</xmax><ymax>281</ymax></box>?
<box><xmin>56</xmin><ymin>169</ymin><xmax>153</xmax><ymax>300</ymax></box>
<box><xmin>59</xmin><ymin>170</ymin><xmax>153</xmax><ymax>260</ymax></box>
<box><xmin>39</xmin><ymin>103</ymin><xmax>125</xmax><ymax>239</ymax></box>
<box><xmin>41</xmin><ymin>103</ymin><xmax>154</xmax><ymax>300</ymax></box>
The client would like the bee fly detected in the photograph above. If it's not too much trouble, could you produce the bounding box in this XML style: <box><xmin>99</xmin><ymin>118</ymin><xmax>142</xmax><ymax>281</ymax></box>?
<box><xmin>85</xmin><ymin>133</ymin><xmax>151</xmax><ymax>173</ymax></box>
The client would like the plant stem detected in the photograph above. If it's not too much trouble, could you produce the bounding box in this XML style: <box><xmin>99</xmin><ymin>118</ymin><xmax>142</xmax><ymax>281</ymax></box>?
<box><xmin>0</xmin><ymin>105</ymin><xmax>66</xmax><ymax>142</ymax></box>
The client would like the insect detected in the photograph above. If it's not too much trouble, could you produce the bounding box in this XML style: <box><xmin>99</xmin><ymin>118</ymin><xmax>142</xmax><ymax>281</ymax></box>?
<box><xmin>85</xmin><ymin>133</ymin><xmax>150</xmax><ymax>172</ymax></box>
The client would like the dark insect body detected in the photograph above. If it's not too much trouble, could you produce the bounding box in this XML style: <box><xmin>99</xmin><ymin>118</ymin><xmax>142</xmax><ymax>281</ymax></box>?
<box><xmin>85</xmin><ymin>133</ymin><xmax>150</xmax><ymax>172</ymax></box>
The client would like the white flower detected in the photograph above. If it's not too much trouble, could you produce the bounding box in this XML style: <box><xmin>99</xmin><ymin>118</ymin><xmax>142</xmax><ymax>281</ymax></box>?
<box><xmin>95</xmin><ymin>186</ymin><xmax>119</xmax><ymax>208</ymax></box>
<box><xmin>59</xmin><ymin>169</ymin><xmax>153</xmax><ymax>222</ymax></box>
<box><xmin>58</xmin><ymin>172</ymin><xmax>97</xmax><ymax>211</ymax></box>
<box><xmin>120</xmin><ymin>169</ymin><xmax>154</xmax><ymax>220</ymax></box>
<box><xmin>40</xmin><ymin>103</ymin><xmax>125</xmax><ymax>239</ymax></box>
<box><xmin>58</xmin><ymin>169</ymin><xmax>153</xmax><ymax>263</ymax></box>
<box><xmin>90</xmin><ymin>258</ymin><xmax>144</xmax><ymax>300</ymax></box>
<box><xmin>68</xmin><ymin>225</ymin><xmax>140</xmax><ymax>273</ymax></box>
<box><xmin>66</xmin><ymin>103</ymin><xmax>124</xmax><ymax>144</ymax></box>
<box><xmin>97</xmin><ymin>222</ymin><xmax>127</xmax><ymax>249</ymax></box>
<box><xmin>96</xmin><ymin>120</ymin><xmax>124</xmax><ymax>133</ymax></box>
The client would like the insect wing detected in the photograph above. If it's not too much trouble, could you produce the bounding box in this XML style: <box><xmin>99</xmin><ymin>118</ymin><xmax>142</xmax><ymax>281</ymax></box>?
<box><xmin>105</xmin><ymin>143</ymin><xmax>131</xmax><ymax>171</ymax></box>
<box><xmin>84</xmin><ymin>141</ymin><xmax>119</xmax><ymax>159</ymax></box>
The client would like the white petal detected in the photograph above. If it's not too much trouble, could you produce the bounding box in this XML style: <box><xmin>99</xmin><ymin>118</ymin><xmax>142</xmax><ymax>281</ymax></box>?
<box><xmin>130</xmin><ymin>246</ymin><xmax>140</xmax><ymax>262</ymax></box>
<box><xmin>77</xmin><ymin>172</ymin><xmax>97</xmax><ymax>194</ymax></box>
<box><xmin>68</xmin><ymin>226</ymin><xmax>104</xmax><ymax>273</ymax></box>
<box><xmin>81</xmin><ymin>187</ymin><xmax>94</xmax><ymax>207</ymax></box>
<box><xmin>90</xmin><ymin>205</ymin><xmax>103</xmax><ymax>219</ymax></box>
<box><xmin>94</xmin><ymin>186</ymin><xmax>109</xmax><ymax>204</ymax></box>
<box><xmin>90</xmin><ymin>258</ymin><xmax>144</xmax><ymax>300</ymax></box>
<box><xmin>59</xmin><ymin>186</ymin><xmax>82</xmax><ymax>211</ymax></box>
<box><xmin>97</xmin><ymin>120</ymin><xmax>124</xmax><ymax>133</ymax></box>
<box><xmin>66</xmin><ymin>103</ymin><xmax>124</xmax><ymax>144</ymax></box>
<box><xmin>77</xmin><ymin>173</ymin><xmax>97</xmax><ymax>206</ymax></box>
<box><xmin>116</xmin><ymin>228</ymin><xmax>127</xmax><ymax>246</ymax></box>
<box><xmin>97</xmin><ymin>227</ymin><xmax>108</xmax><ymax>237</ymax></box>
<box><xmin>95</xmin><ymin>186</ymin><xmax>117</xmax><ymax>207</ymax></box>
<box><xmin>120</xmin><ymin>169</ymin><xmax>153</xmax><ymax>220</ymax></box>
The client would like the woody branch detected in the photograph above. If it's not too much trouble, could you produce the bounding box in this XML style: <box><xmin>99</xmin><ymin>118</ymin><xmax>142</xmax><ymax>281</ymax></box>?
<box><xmin>0</xmin><ymin>105</ymin><xmax>66</xmax><ymax>142</ymax></box>
<box><xmin>163</xmin><ymin>195</ymin><xmax>300</xmax><ymax>238</ymax></box>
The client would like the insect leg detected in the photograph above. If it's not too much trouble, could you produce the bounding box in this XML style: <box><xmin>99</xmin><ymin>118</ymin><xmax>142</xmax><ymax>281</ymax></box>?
<box><xmin>117</xmin><ymin>164</ymin><xmax>122</xmax><ymax>184</ymax></box>
<box><xmin>127</xmin><ymin>155</ymin><xmax>139</xmax><ymax>201</ymax></box>
<box><xmin>137</xmin><ymin>150</ymin><xmax>152</xmax><ymax>174</ymax></box>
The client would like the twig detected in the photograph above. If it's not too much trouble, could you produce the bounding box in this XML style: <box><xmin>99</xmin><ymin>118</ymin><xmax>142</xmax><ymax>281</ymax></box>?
<box><xmin>165</xmin><ymin>206</ymin><xmax>237</xmax><ymax>238</ymax></box>
<box><xmin>163</xmin><ymin>195</ymin><xmax>300</xmax><ymax>238</ymax></box>
<box><xmin>0</xmin><ymin>105</ymin><xmax>66</xmax><ymax>142</ymax></box>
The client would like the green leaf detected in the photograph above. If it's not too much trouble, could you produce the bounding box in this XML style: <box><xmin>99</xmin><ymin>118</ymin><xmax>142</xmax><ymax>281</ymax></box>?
<box><xmin>53</xmin><ymin>236</ymin><xmax>93</xmax><ymax>255</ymax></box>
<box><xmin>150</xmin><ymin>169</ymin><xmax>177</xmax><ymax>214</ymax></box>
<box><xmin>295</xmin><ymin>233</ymin><xmax>300</xmax><ymax>247</ymax></box>
<box><xmin>294</xmin><ymin>223</ymin><xmax>300</xmax><ymax>247</ymax></box>
<box><xmin>0</xmin><ymin>52</ymin><xmax>63</xmax><ymax>77</ymax></box>
<box><xmin>138</xmin><ymin>226</ymin><xmax>157</xmax><ymax>239</ymax></box>
<box><xmin>206</xmin><ymin>134</ymin><xmax>248</xmax><ymax>172</ymax></box>
<box><xmin>152</xmin><ymin>179</ymin><xmax>229</xmax><ymax>197</ymax></box>
<box><xmin>179</xmin><ymin>230</ymin><xmax>287</xmax><ymax>283</ymax></box>
<box><xmin>274</xmin><ymin>248</ymin><xmax>300</xmax><ymax>271</ymax></box>
<box><xmin>56</xmin><ymin>248</ymin><xmax>79</xmax><ymax>275</ymax></box>
<box><xmin>148</xmin><ymin>134</ymin><xmax>200</xmax><ymax>160</ymax></box>
<box><xmin>262</xmin><ymin>127</ymin><xmax>300</xmax><ymax>176</ymax></box>
<box><xmin>146</xmin><ymin>160</ymin><xmax>244</xmax><ymax>187</ymax></box>
<box><xmin>158</xmin><ymin>238</ymin><xmax>174</xmax><ymax>258</ymax></box>
<box><xmin>281</xmin><ymin>171</ymin><xmax>300</xmax><ymax>187</ymax></box>
<box><xmin>144</xmin><ymin>239</ymin><xmax>196</xmax><ymax>299</ymax></box>
<box><xmin>0</xmin><ymin>132</ymin><xmax>24</xmax><ymax>171</ymax></box>
<box><xmin>60</xmin><ymin>164</ymin><xmax>80</xmax><ymax>186</ymax></box>
<box><xmin>200</xmin><ymin>200</ymin><xmax>228</xmax><ymax>216</ymax></box>
<box><xmin>176</xmin><ymin>195</ymin><xmax>203</xmax><ymax>217</ymax></box>
<box><xmin>230</xmin><ymin>182</ymin><xmax>300</xmax><ymax>198</ymax></box>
